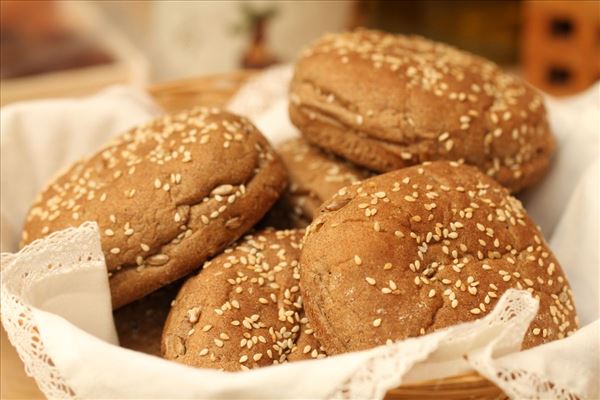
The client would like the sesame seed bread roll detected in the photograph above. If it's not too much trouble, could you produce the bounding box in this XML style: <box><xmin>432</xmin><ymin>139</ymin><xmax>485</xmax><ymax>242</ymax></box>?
<box><xmin>275</xmin><ymin>137</ymin><xmax>372</xmax><ymax>224</ymax></box>
<box><xmin>21</xmin><ymin>108</ymin><xmax>288</xmax><ymax>308</ymax></box>
<box><xmin>289</xmin><ymin>29</ymin><xmax>555</xmax><ymax>192</ymax></box>
<box><xmin>162</xmin><ymin>229</ymin><xmax>325</xmax><ymax>371</ymax></box>
<box><xmin>300</xmin><ymin>161</ymin><xmax>577</xmax><ymax>354</ymax></box>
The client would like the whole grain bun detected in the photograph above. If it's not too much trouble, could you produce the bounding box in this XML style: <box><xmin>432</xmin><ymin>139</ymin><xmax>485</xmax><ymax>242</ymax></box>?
<box><xmin>161</xmin><ymin>229</ymin><xmax>325</xmax><ymax>371</ymax></box>
<box><xmin>289</xmin><ymin>29</ymin><xmax>555</xmax><ymax>192</ymax></box>
<box><xmin>21</xmin><ymin>108</ymin><xmax>287</xmax><ymax>308</ymax></box>
<box><xmin>276</xmin><ymin>137</ymin><xmax>372</xmax><ymax>223</ymax></box>
<box><xmin>300</xmin><ymin>161</ymin><xmax>577</xmax><ymax>354</ymax></box>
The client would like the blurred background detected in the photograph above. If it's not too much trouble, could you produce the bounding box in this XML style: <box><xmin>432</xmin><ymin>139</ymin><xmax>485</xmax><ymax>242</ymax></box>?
<box><xmin>1</xmin><ymin>0</ymin><xmax>598</xmax><ymax>106</ymax></box>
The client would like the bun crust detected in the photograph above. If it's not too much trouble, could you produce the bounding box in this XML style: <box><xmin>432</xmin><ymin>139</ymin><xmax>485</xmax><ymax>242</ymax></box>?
<box><xmin>290</xmin><ymin>29</ymin><xmax>555</xmax><ymax>192</ymax></box>
<box><xmin>161</xmin><ymin>229</ymin><xmax>325</xmax><ymax>371</ymax></box>
<box><xmin>22</xmin><ymin>108</ymin><xmax>287</xmax><ymax>308</ymax></box>
<box><xmin>269</xmin><ymin>137</ymin><xmax>371</xmax><ymax>226</ymax></box>
<box><xmin>300</xmin><ymin>161</ymin><xmax>577</xmax><ymax>354</ymax></box>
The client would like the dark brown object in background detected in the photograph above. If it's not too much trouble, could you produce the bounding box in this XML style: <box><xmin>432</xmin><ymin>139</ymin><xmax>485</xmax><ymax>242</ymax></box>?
<box><xmin>354</xmin><ymin>0</ymin><xmax>520</xmax><ymax>66</ymax></box>
<box><xmin>0</xmin><ymin>0</ymin><xmax>113</xmax><ymax>79</ymax></box>
<box><xmin>238</xmin><ymin>4</ymin><xmax>279</xmax><ymax>69</ymax></box>
<box><xmin>522</xmin><ymin>0</ymin><xmax>600</xmax><ymax>96</ymax></box>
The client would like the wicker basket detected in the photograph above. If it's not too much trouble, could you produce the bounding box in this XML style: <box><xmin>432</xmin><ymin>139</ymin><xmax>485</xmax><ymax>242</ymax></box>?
<box><xmin>149</xmin><ymin>71</ymin><xmax>508</xmax><ymax>400</ymax></box>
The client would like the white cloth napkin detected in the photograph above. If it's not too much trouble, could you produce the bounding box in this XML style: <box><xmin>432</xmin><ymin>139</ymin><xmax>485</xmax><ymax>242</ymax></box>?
<box><xmin>1</xmin><ymin>76</ymin><xmax>598</xmax><ymax>400</ymax></box>
<box><xmin>0</xmin><ymin>86</ymin><xmax>162</xmax><ymax>253</ymax></box>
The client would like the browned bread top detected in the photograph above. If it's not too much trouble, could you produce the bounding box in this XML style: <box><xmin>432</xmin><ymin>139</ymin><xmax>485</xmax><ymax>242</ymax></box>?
<box><xmin>21</xmin><ymin>108</ymin><xmax>287</xmax><ymax>308</ymax></box>
<box><xmin>277</xmin><ymin>137</ymin><xmax>372</xmax><ymax>221</ymax></box>
<box><xmin>290</xmin><ymin>29</ymin><xmax>555</xmax><ymax>192</ymax></box>
<box><xmin>161</xmin><ymin>229</ymin><xmax>325</xmax><ymax>371</ymax></box>
<box><xmin>300</xmin><ymin>161</ymin><xmax>577</xmax><ymax>354</ymax></box>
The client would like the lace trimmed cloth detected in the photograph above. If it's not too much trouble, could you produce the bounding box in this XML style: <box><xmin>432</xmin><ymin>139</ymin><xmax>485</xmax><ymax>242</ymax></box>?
<box><xmin>1</xmin><ymin>215</ymin><xmax>597</xmax><ymax>399</ymax></box>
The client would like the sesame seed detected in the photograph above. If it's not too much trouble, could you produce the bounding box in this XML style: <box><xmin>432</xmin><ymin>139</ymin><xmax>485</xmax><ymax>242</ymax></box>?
<box><xmin>354</xmin><ymin>255</ymin><xmax>362</xmax><ymax>265</ymax></box>
<box><xmin>470</xmin><ymin>308</ymin><xmax>481</xmax><ymax>315</ymax></box>
<box><xmin>373</xmin><ymin>318</ymin><xmax>382</xmax><ymax>327</ymax></box>
<box><xmin>110</xmin><ymin>248</ymin><xmax>120</xmax><ymax>255</ymax></box>
<box><xmin>365</xmin><ymin>277</ymin><xmax>376</xmax><ymax>285</ymax></box>
<box><xmin>147</xmin><ymin>254</ymin><xmax>169</xmax><ymax>266</ymax></box>
<box><xmin>184</xmin><ymin>305</ymin><xmax>200</xmax><ymax>322</ymax></box>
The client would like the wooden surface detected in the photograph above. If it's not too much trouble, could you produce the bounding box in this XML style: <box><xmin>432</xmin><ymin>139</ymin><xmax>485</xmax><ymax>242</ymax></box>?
<box><xmin>0</xmin><ymin>71</ymin><xmax>504</xmax><ymax>399</ymax></box>
<box><xmin>1</xmin><ymin>327</ymin><xmax>44</xmax><ymax>399</ymax></box>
